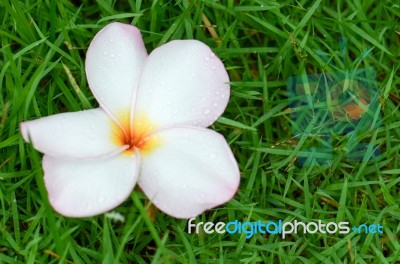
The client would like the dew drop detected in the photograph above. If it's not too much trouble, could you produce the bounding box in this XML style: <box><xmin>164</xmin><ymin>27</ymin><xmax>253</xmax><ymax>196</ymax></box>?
<box><xmin>202</xmin><ymin>108</ymin><xmax>211</xmax><ymax>115</ymax></box>
<box><xmin>212</xmin><ymin>103</ymin><xmax>219</xmax><ymax>108</ymax></box>
<box><xmin>204</xmin><ymin>56</ymin><xmax>210</xmax><ymax>61</ymax></box>
<box><xmin>103</xmin><ymin>51</ymin><xmax>108</xmax><ymax>56</ymax></box>
<box><xmin>98</xmin><ymin>196</ymin><xmax>105</xmax><ymax>203</ymax></box>
<box><xmin>210</xmin><ymin>52</ymin><xmax>215</xmax><ymax>58</ymax></box>
<box><xmin>211</xmin><ymin>66</ymin><xmax>216</xmax><ymax>70</ymax></box>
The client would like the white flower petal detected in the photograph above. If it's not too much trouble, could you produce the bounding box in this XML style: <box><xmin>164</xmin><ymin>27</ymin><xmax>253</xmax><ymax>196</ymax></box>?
<box><xmin>20</xmin><ymin>108</ymin><xmax>124</xmax><ymax>158</ymax></box>
<box><xmin>134</xmin><ymin>40</ymin><xmax>230</xmax><ymax>128</ymax></box>
<box><xmin>138</xmin><ymin>126</ymin><xmax>239</xmax><ymax>218</ymax></box>
<box><xmin>43</xmin><ymin>151</ymin><xmax>139</xmax><ymax>217</ymax></box>
<box><xmin>86</xmin><ymin>22</ymin><xmax>147</xmax><ymax>124</ymax></box>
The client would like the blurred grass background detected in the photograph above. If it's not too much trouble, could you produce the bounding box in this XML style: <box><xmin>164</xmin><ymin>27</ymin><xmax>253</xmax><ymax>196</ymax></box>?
<box><xmin>0</xmin><ymin>0</ymin><xmax>399</xmax><ymax>263</ymax></box>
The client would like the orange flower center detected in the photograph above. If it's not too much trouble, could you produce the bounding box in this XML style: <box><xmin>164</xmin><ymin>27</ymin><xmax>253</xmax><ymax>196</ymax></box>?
<box><xmin>111</xmin><ymin>112</ymin><xmax>162</xmax><ymax>155</ymax></box>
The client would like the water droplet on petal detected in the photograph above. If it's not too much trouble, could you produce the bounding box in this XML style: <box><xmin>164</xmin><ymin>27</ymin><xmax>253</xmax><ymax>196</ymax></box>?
<box><xmin>213</xmin><ymin>103</ymin><xmax>219</xmax><ymax>108</ymax></box>
<box><xmin>204</xmin><ymin>56</ymin><xmax>210</xmax><ymax>61</ymax></box>
<box><xmin>210</xmin><ymin>52</ymin><xmax>215</xmax><ymax>58</ymax></box>
<box><xmin>203</xmin><ymin>108</ymin><xmax>211</xmax><ymax>115</ymax></box>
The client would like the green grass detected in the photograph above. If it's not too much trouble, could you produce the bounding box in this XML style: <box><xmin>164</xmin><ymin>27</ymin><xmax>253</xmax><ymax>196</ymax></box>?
<box><xmin>1</xmin><ymin>0</ymin><xmax>400</xmax><ymax>263</ymax></box>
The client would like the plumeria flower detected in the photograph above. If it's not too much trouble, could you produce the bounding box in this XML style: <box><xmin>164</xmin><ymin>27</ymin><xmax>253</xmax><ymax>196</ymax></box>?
<box><xmin>20</xmin><ymin>22</ymin><xmax>240</xmax><ymax>219</ymax></box>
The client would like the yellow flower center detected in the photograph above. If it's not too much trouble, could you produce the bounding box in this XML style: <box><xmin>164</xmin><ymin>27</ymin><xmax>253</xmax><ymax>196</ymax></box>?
<box><xmin>111</xmin><ymin>111</ymin><xmax>162</xmax><ymax>155</ymax></box>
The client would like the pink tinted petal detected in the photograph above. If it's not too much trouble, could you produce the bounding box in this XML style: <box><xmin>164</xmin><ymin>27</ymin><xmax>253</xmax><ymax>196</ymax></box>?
<box><xmin>43</xmin><ymin>151</ymin><xmax>139</xmax><ymax>217</ymax></box>
<box><xmin>20</xmin><ymin>108</ymin><xmax>124</xmax><ymax>158</ymax></box>
<box><xmin>86</xmin><ymin>22</ymin><xmax>147</xmax><ymax>124</ymax></box>
<box><xmin>133</xmin><ymin>40</ymin><xmax>230</xmax><ymax>128</ymax></box>
<box><xmin>138</xmin><ymin>126</ymin><xmax>239</xmax><ymax>219</ymax></box>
